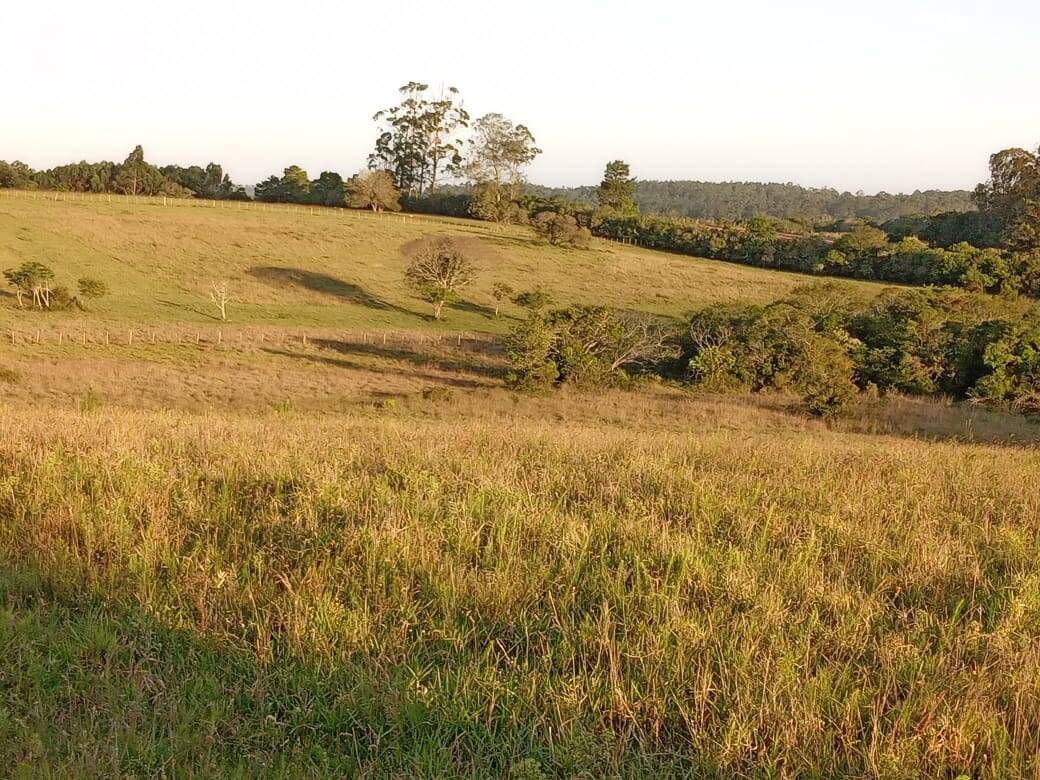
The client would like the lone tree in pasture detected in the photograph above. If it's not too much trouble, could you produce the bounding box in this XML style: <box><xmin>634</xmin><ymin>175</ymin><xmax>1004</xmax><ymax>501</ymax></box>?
<box><xmin>598</xmin><ymin>159</ymin><xmax>638</xmax><ymax>216</ymax></box>
<box><xmin>491</xmin><ymin>282</ymin><xmax>514</xmax><ymax>317</ymax></box>
<box><xmin>404</xmin><ymin>236</ymin><xmax>477</xmax><ymax>320</ymax></box>
<box><xmin>4</xmin><ymin>261</ymin><xmax>56</xmax><ymax>309</ymax></box>
<box><xmin>77</xmin><ymin>277</ymin><xmax>109</xmax><ymax>309</ymax></box>
<box><xmin>345</xmin><ymin>170</ymin><xmax>402</xmax><ymax>213</ymax></box>
<box><xmin>210</xmin><ymin>281</ymin><xmax>231</xmax><ymax>321</ymax></box>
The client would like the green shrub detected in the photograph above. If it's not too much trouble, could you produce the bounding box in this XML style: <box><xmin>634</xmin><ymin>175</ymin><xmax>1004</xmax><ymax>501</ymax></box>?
<box><xmin>796</xmin><ymin>337</ymin><xmax>859</xmax><ymax>416</ymax></box>
<box><xmin>507</xmin><ymin>306</ymin><xmax>673</xmax><ymax>391</ymax></box>
<box><xmin>512</xmin><ymin>289</ymin><xmax>553</xmax><ymax>312</ymax></box>
<box><xmin>505</xmin><ymin>315</ymin><xmax>558</xmax><ymax>391</ymax></box>
<box><xmin>531</xmin><ymin>212</ymin><xmax>591</xmax><ymax>248</ymax></box>
<box><xmin>77</xmin><ymin>277</ymin><xmax>109</xmax><ymax>306</ymax></box>
<box><xmin>682</xmin><ymin>299</ymin><xmax>859</xmax><ymax>413</ymax></box>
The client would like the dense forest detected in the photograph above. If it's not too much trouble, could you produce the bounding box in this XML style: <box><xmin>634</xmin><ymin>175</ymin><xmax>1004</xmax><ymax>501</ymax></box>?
<box><xmin>522</xmin><ymin>181</ymin><xmax>975</xmax><ymax>222</ymax></box>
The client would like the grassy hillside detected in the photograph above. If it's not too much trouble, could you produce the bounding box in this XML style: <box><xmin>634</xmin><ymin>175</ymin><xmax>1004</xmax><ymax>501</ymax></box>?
<box><xmin>0</xmin><ymin>191</ymin><xmax>883</xmax><ymax>333</ymax></box>
<box><xmin>2</xmin><ymin>393</ymin><xmax>1039</xmax><ymax>777</ymax></box>
<box><xmin>3</xmin><ymin>192</ymin><xmax>1040</xmax><ymax>777</ymax></box>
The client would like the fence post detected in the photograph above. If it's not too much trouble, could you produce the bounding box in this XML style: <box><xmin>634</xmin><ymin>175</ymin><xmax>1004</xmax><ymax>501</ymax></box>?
<box><xmin>128</xmin><ymin>329</ymin><xmax>134</xmax><ymax>346</ymax></box>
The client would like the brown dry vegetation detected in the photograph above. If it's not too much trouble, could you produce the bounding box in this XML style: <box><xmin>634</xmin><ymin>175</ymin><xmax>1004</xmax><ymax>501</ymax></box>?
<box><xmin>1</xmin><ymin>393</ymin><xmax>1039</xmax><ymax>777</ymax></box>
<box><xmin>3</xmin><ymin>193</ymin><xmax>1040</xmax><ymax>777</ymax></box>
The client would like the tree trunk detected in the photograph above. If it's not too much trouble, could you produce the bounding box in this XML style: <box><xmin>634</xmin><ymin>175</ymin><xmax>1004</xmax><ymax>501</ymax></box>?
<box><xmin>434</xmin><ymin>300</ymin><xmax>444</xmax><ymax>320</ymax></box>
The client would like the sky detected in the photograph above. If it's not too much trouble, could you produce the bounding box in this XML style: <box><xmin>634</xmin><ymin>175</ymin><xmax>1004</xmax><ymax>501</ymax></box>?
<box><xmin>5</xmin><ymin>0</ymin><xmax>1039</xmax><ymax>194</ymax></box>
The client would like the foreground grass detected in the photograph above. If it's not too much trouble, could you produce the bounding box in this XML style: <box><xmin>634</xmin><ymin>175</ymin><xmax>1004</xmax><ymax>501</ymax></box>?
<box><xmin>1</xmin><ymin>395</ymin><xmax>1039</xmax><ymax>777</ymax></box>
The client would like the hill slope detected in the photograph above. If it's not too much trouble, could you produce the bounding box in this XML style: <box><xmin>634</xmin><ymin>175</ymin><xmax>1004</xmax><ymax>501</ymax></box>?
<box><xmin>2</xmin><ymin>192</ymin><xmax>1040</xmax><ymax>778</ymax></box>
<box><xmin>0</xmin><ymin>191</ymin><xmax>884</xmax><ymax>333</ymax></box>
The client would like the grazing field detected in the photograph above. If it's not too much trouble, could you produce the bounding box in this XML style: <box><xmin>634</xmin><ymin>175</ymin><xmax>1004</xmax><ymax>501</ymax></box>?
<box><xmin>1</xmin><ymin>393</ymin><xmax>1039</xmax><ymax>777</ymax></box>
<box><xmin>0</xmin><ymin>192</ymin><xmax>882</xmax><ymax>333</ymax></box>
<box><xmin>3</xmin><ymin>194</ymin><xmax>1040</xmax><ymax>778</ymax></box>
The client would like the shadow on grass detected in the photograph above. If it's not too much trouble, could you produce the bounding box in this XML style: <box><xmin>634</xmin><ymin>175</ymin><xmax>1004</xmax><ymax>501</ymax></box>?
<box><xmin>0</xmin><ymin>562</ymin><xmax>566</xmax><ymax>777</ymax></box>
<box><xmin>449</xmin><ymin>299</ymin><xmax>497</xmax><ymax>318</ymax></box>
<box><xmin>248</xmin><ymin>266</ymin><xmax>421</xmax><ymax>318</ymax></box>
<box><xmin>653</xmin><ymin>389</ymin><xmax>1040</xmax><ymax>448</ymax></box>
<box><xmin>157</xmin><ymin>298</ymin><xmax>223</xmax><ymax>321</ymax></box>
<box><xmin>262</xmin><ymin>346</ymin><xmax>497</xmax><ymax>389</ymax></box>
<box><xmin>310</xmin><ymin>338</ymin><xmax>505</xmax><ymax>378</ymax></box>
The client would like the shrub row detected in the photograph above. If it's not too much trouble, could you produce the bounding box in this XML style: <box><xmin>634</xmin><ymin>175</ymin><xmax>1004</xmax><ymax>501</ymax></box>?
<box><xmin>594</xmin><ymin>216</ymin><xmax>1040</xmax><ymax>298</ymax></box>
<box><xmin>507</xmin><ymin>285</ymin><xmax>1040</xmax><ymax>417</ymax></box>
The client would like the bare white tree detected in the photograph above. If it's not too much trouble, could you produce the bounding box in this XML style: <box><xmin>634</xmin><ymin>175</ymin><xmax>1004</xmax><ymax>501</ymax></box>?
<box><xmin>210</xmin><ymin>281</ymin><xmax>230</xmax><ymax>321</ymax></box>
<box><xmin>607</xmin><ymin>314</ymin><xmax>679</xmax><ymax>371</ymax></box>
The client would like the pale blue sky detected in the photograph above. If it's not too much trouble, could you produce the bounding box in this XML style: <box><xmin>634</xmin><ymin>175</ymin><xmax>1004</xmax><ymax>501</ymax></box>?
<box><xmin>6</xmin><ymin>0</ymin><xmax>1039</xmax><ymax>193</ymax></box>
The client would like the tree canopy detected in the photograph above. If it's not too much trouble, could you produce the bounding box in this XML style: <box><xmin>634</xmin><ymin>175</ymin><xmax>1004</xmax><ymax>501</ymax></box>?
<box><xmin>369</xmin><ymin>82</ymin><xmax>469</xmax><ymax>198</ymax></box>
<box><xmin>345</xmin><ymin>170</ymin><xmax>401</xmax><ymax>213</ymax></box>
<box><xmin>597</xmin><ymin>160</ymin><xmax>638</xmax><ymax>216</ymax></box>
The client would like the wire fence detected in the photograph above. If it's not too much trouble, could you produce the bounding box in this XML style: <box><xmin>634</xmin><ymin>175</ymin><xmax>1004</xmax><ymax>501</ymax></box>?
<box><xmin>3</xmin><ymin>325</ymin><xmax>498</xmax><ymax>353</ymax></box>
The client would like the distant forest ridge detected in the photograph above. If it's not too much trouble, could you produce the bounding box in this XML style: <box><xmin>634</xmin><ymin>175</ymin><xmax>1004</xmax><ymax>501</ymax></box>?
<box><xmin>518</xmin><ymin>181</ymin><xmax>976</xmax><ymax>222</ymax></box>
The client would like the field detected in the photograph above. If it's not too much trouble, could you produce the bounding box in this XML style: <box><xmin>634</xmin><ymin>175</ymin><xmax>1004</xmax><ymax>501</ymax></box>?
<box><xmin>2</xmin><ymin>195</ymin><xmax>1040</xmax><ymax>777</ymax></box>
<box><xmin>0</xmin><ymin>191</ymin><xmax>832</xmax><ymax>331</ymax></box>
<box><xmin>0</xmin><ymin>192</ymin><xmax>887</xmax><ymax>411</ymax></box>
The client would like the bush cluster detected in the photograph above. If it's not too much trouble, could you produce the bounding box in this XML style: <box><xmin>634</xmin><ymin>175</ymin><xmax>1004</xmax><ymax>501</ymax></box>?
<box><xmin>506</xmin><ymin>306</ymin><xmax>673</xmax><ymax>390</ymax></box>
<box><xmin>506</xmin><ymin>285</ymin><xmax>1040</xmax><ymax>418</ymax></box>
<box><xmin>681</xmin><ymin>284</ymin><xmax>1040</xmax><ymax>415</ymax></box>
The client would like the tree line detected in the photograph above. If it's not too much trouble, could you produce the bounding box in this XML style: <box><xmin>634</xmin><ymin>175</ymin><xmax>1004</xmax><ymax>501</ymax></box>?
<box><xmin>521</xmin><ymin>181</ymin><xmax>975</xmax><ymax>222</ymax></box>
<box><xmin>504</xmin><ymin>282</ymin><xmax>1040</xmax><ymax>418</ymax></box>
<box><xmin>0</xmin><ymin>147</ymin><xmax>249</xmax><ymax>200</ymax></box>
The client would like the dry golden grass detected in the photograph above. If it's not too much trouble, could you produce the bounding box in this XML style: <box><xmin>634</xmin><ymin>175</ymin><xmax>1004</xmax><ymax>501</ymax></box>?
<box><xmin>1</xmin><ymin>392</ymin><xmax>1039</xmax><ymax>776</ymax></box>
<box><xmin>0</xmin><ymin>191</ymin><xmax>886</xmax><ymax>333</ymax></box>
<box><xmin>0</xmin><ymin>330</ymin><xmax>503</xmax><ymax>411</ymax></box>
<box><xmin>3</xmin><ymin>190</ymin><xmax>1040</xmax><ymax>777</ymax></box>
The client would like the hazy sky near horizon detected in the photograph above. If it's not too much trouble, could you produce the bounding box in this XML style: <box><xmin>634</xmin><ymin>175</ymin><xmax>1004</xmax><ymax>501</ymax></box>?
<box><xmin>6</xmin><ymin>0</ymin><xmax>1039</xmax><ymax>194</ymax></box>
